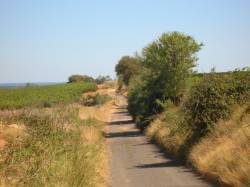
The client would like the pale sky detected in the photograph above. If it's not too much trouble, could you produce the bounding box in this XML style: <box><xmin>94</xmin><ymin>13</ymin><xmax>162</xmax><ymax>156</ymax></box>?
<box><xmin>0</xmin><ymin>0</ymin><xmax>250</xmax><ymax>83</ymax></box>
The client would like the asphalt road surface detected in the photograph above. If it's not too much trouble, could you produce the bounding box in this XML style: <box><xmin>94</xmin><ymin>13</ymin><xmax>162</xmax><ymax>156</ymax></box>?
<box><xmin>107</xmin><ymin>95</ymin><xmax>214</xmax><ymax>187</ymax></box>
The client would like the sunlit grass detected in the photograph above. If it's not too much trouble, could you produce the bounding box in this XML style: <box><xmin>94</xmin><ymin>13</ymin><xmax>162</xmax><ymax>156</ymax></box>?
<box><xmin>0</xmin><ymin>83</ymin><xmax>97</xmax><ymax>109</ymax></box>
<box><xmin>0</xmin><ymin>82</ymin><xmax>111</xmax><ymax>187</ymax></box>
<box><xmin>0</xmin><ymin>106</ymin><xmax>106</xmax><ymax>187</ymax></box>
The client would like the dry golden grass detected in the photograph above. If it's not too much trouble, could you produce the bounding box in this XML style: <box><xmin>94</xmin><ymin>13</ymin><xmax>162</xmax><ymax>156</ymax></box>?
<box><xmin>77</xmin><ymin>83</ymin><xmax>117</xmax><ymax>186</ymax></box>
<box><xmin>145</xmin><ymin>106</ymin><xmax>190</xmax><ymax>157</ymax></box>
<box><xmin>81</xmin><ymin>81</ymin><xmax>116</xmax><ymax>100</ymax></box>
<box><xmin>0</xmin><ymin>83</ymin><xmax>117</xmax><ymax>187</ymax></box>
<box><xmin>80</xmin><ymin>126</ymin><xmax>102</xmax><ymax>143</ymax></box>
<box><xmin>98</xmin><ymin>80</ymin><xmax>116</xmax><ymax>90</ymax></box>
<box><xmin>79</xmin><ymin>101</ymin><xmax>114</xmax><ymax>123</ymax></box>
<box><xmin>77</xmin><ymin>85</ymin><xmax>117</xmax><ymax>186</ymax></box>
<box><xmin>0</xmin><ymin>122</ymin><xmax>26</xmax><ymax>151</ymax></box>
<box><xmin>189</xmin><ymin>106</ymin><xmax>250</xmax><ymax>187</ymax></box>
<box><xmin>146</xmin><ymin>118</ymin><xmax>188</xmax><ymax>157</ymax></box>
<box><xmin>78</xmin><ymin>125</ymin><xmax>108</xmax><ymax>187</ymax></box>
<box><xmin>114</xmin><ymin>95</ymin><xmax>127</xmax><ymax>106</ymax></box>
<box><xmin>79</xmin><ymin>83</ymin><xmax>116</xmax><ymax>123</ymax></box>
<box><xmin>0</xmin><ymin>105</ymin><xmax>110</xmax><ymax>187</ymax></box>
<box><xmin>0</xmin><ymin>123</ymin><xmax>25</xmax><ymax>139</ymax></box>
<box><xmin>146</xmin><ymin>103</ymin><xmax>250</xmax><ymax>187</ymax></box>
<box><xmin>96</xmin><ymin>81</ymin><xmax>116</xmax><ymax>97</ymax></box>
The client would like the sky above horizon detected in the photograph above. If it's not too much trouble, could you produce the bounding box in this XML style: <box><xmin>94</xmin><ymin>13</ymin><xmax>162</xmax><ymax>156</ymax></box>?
<box><xmin>0</xmin><ymin>0</ymin><xmax>250</xmax><ymax>83</ymax></box>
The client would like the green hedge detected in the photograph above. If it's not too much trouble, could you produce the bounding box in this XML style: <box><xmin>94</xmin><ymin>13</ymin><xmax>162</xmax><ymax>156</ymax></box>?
<box><xmin>184</xmin><ymin>70</ymin><xmax>250</xmax><ymax>132</ymax></box>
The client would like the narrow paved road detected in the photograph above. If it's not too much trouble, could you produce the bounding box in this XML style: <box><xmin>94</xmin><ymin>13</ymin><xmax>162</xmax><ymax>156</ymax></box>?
<box><xmin>107</xmin><ymin>95</ymin><xmax>214</xmax><ymax>187</ymax></box>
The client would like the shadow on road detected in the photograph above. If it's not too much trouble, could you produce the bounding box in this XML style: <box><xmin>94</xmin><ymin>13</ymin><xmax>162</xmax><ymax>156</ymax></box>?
<box><xmin>105</xmin><ymin>130</ymin><xmax>142</xmax><ymax>138</ymax></box>
<box><xmin>109</xmin><ymin>119</ymin><xmax>134</xmax><ymax>126</ymax></box>
<box><xmin>113</xmin><ymin>111</ymin><xmax>130</xmax><ymax>115</ymax></box>
<box><xmin>135</xmin><ymin>160</ymin><xmax>181</xmax><ymax>168</ymax></box>
<box><xmin>113</xmin><ymin>106</ymin><xmax>127</xmax><ymax>110</ymax></box>
<box><xmin>108</xmin><ymin>97</ymin><xmax>218</xmax><ymax>187</ymax></box>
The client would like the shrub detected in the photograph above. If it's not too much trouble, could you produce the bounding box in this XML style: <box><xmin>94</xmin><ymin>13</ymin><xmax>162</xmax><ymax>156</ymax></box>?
<box><xmin>184</xmin><ymin>69</ymin><xmax>250</xmax><ymax>132</ymax></box>
<box><xmin>42</xmin><ymin>101</ymin><xmax>52</xmax><ymax>108</ymax></box>
<box><xmin>128</xmin><ymin>72</ymin><xmax>158</xmax><ymax>122</ymax></box>
<box><xmin>82</xmin><ymin>93</ymin><xmax>112</xmax><ymax>106</ymax></box>
<box><xmin>95</xmin><ymin>75</ymin><xmax>112</xmax><ymax>84</ymax></box>
<box><xmin>68</xmin><ymin>75</ymin><xmax>95</xmax><ymax>83</ymax></box>
<box><xmin>145</xmin><ymin>83</ymin><xmax>250</xmax><ymax>187</ymax></box>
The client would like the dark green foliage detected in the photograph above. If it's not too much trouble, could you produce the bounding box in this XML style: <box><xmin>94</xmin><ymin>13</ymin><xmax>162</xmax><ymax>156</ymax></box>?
<box><xmin>42</xmin><ymin>101</ymin><xmax>52</xmax><ymax>108</ymax></box>
<box><xmin>142</xmin><ymin>32</ymin><xmax>202</xmax><ymax>105</ymax></box>
<box><xmin>184</xmin><ymin>69</ymin><xmax>250</xmax><ymax>132</ymax></box>
<box><xmin>128</xmin><ymin>32</ymin><xmax>202</xmax><ymax>124</ymax></box>
<box><xmin>115</xmin><ymin>56</ymin><xmax>141</xmax><ymax>87</ymax></box>
<box><xmin>0</xmin><ymin>83</ymin><xmax>97</xmax><ymax>109</ymax></box>
<box><xmin>128</xmin><ymin>72</ymin><xmax>161</xmax><ymax>122</ymax></box>
<box><xmin>128</xmin><ymin>75</ymin><xmax>149</xmax><ymax>119</ymax></box>
<box><xmin>68</xmin><ymin>74</ymin><xmax>95</xmax><ymax>83</ymax></box>
<box><xmin>95</xmin><ymin>75</ymin><xmax>112</xmax><ymax>84</ymax></box>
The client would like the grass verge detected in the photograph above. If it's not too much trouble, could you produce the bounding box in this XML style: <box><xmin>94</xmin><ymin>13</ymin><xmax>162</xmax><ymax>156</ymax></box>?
<box><xmin>0</xmin><ymin>105</ymin><xmax>107</xmax><ymax>187</ymax></box>
<box><xmin>144</xmin><ymin>71</ymin><xmax>250</xmax><ymax>186</ymax></box>
<box><xmin>145</xmin><ymin>102</ymin><xmax>250</xmax><ymax>187</ymax></box>
<box><xmin>0</xmin><ymin>82</ymin><xmax>114</xmax><ymax>187</ymax></box>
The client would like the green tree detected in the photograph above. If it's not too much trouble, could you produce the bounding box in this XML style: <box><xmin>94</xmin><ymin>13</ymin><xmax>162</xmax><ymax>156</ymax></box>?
<box><xmin>95</xmin><ymin>75</ymin><xmax>112</xmax><ymax>84</ymax></box>
<box><xmin>68</xmin><ymin>75</ymin><xmax>95</xmax><ymax>83</ymax></box>
<box><xmin>142</xmin><ymin>31</ymin><xmax>202</xmax><ymax>105</ymax></box>
<box><xmin>128</xmin><ymin>32</ymin><xmax>202</xmax><ymax>123</ymax></box>
<box><xmin>115</xmin><ymin>56</ymin><xmax>141</xmax><ymax>87</ymax></box>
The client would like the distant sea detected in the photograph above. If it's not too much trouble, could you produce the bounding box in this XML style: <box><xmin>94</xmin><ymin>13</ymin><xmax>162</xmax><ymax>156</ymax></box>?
<box><xmin>0</xmin><ymin>82</ymin><xmax>65</xmax><ymax>88</ymax></box>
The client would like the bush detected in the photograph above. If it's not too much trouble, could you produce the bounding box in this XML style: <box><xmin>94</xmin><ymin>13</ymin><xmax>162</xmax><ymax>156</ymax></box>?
<box><xmin>82</xmin><ymin>93</ymin><xmax>112</xmax><ymax>106</ymax></box>
<box><xmin>145</xmin><ymin>79</ymin><xmax>250</xmax><ymax>187</ymax></box>
<box><xmin>128</xmin><ymin>73</ymin><xmax>157</xmax><ymax>122</ymax></box>
<box><xmin>184</xmin><ymin>69</ymin><xmax>250</xmax><ymax>132</ymax></box>
<box><xmin>68</xmin><ymin>75</ymin><xmax>95</xmax><ymax>83</ymax></box>
<box><xmin>95</xmin><ymin>75</ymin><xmax>112</xmax><ymax>84</ymax></box>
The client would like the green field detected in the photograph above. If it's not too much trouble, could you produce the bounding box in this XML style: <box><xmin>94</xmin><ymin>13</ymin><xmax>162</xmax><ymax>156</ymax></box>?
<box><xmin>0</xmin><ymin>83</ymin><xmax>97</xmax><ymax>109</ymax></box>
<box><xmin>0</xmin><ymin>82</ymin><xmax>107</xmax><ymax>186</ymax></box>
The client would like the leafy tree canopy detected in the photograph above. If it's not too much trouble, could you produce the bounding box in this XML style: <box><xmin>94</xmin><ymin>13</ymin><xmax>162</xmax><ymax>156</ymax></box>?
<box><xmin>95</xmin><ymin>75</ymin><xmax>112</xmax><ymax>84</ymax></box>
<box><xmin>142</xmin><ymin>31</ymin><xmax>203</xmax><ymax>104</ymax></box>
<box><xmin>115</xmin><ymin>56</ymin><xmax>141</xmax><ymax>86</ymax></box>
<box><xmin>128</xmin><ymin>32</ymin><xmax>202</xmax><ymax>120</ymax></box>
<box><xmin>68</xmin><ymin>75</ymin><xmax>95</xmax><ymax>83</ymax></box>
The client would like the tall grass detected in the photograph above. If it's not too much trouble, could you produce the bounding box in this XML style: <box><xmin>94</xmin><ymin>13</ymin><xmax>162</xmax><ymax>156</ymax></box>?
<box><xmin>0</xmin><ymin>82</ymin><xmax>108</xmax><ymax>186</ymax></box>
<box><xmin>0</xmin><ymin>83</ymin><xmax>97</xmax><ymax>109</ymax></box>
<box><xmin>145</xmin><ymin>103</ymin><xmax>190</xmax><ymax>158</ymax></box>
<box><xmin>0</xmin><ymin>106</ymin><xmax>106</xmax><ymax>187</ymax></box>
<box><xmin>189</xmin><ymin>104</ymin><xmax>250</xmax><ymax>187</ymax></box>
